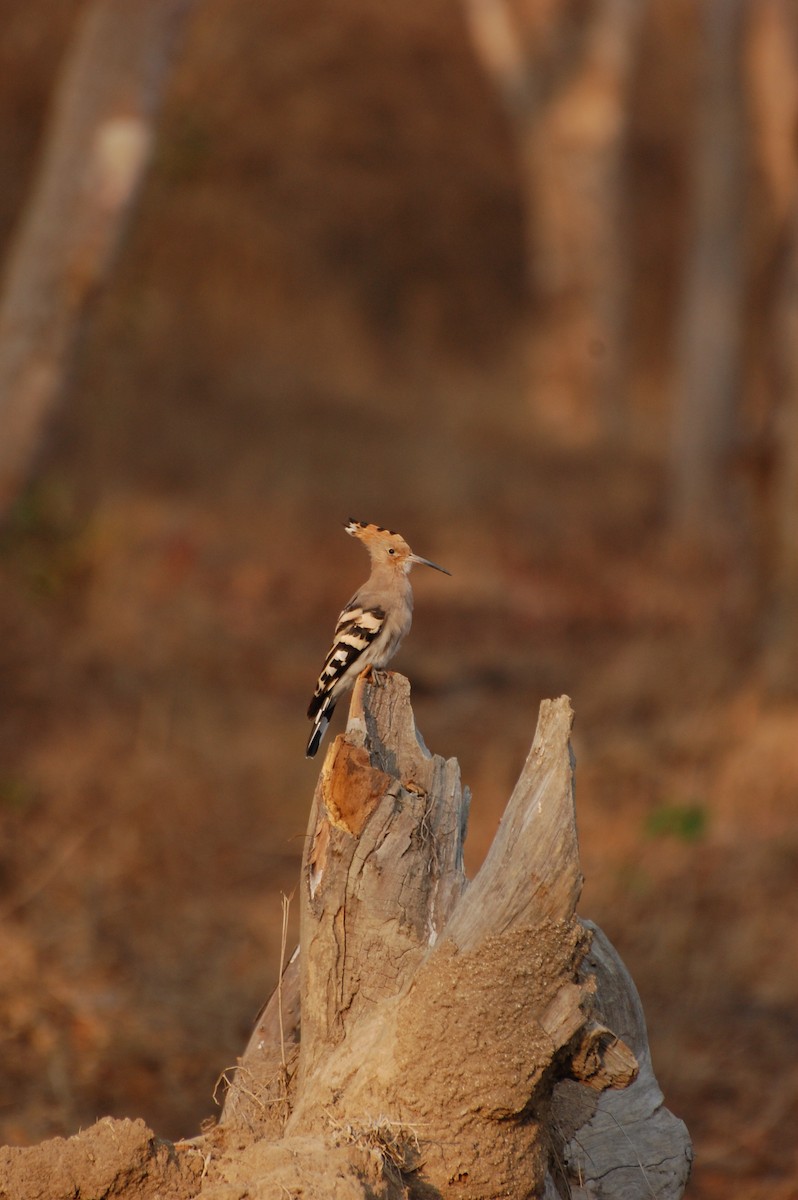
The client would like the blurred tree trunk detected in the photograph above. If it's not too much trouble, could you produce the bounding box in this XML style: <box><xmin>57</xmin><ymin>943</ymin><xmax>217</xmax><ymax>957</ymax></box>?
<box><xmin>0</xmin><ymin>0</ymin><xmax>196</xmax><ymax>519</ymax></box>
<box><xmin>759</xmin><ymin>0</ymin><xmax>798</xmax><ymax>694</ymax></box>
<box><xmin>764</xmin><ymin>208</ymin><xmax>798</xmax><ymax>694</ymax></box>
<box><xmin>463</xmin><ymin>0</ymin><xmax>644</xmax><ymax>447</ymax></box>
<box><xmin>669</xmin><ymin>0</ymin><xmax>748</xmax><ymax>544</ymax></box>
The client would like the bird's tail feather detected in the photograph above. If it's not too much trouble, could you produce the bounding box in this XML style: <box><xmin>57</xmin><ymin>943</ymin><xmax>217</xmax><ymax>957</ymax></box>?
<box><xmin>306</xmin><ymin>706</ymin><xmax>333</xmax><ymax>758</ymax></box>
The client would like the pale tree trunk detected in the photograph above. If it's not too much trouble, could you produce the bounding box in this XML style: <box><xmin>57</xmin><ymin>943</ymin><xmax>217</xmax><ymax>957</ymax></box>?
<box><xmin>763</xmin><ymin>203</ymin><xmax>798</xmax><ymax>694</ymax></box>
<box><xmin>0</xmin><ymin>673</ymin><xmax>692</xmax><ymax>1198</ymax></box>
<box><xmin>669</xmin><ymin>0</ymin><xmax>748</xmax><ymax>543</ymax></box>
<box><xmin>463</xmin><ymin>0</ymin><xmax>644</xmax><ymax>447</ymax></box>
<box><xmin>748</xmin><ymin>0</ymin><xmax>798</xmax><ymax>693</ymax></box>
<box><xmin>0</xmin><ymin>0</ymin><xmax>196</xmax><ymax>517</ymax></box>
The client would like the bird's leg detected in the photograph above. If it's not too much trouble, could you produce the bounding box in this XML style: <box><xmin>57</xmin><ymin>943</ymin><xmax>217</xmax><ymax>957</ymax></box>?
<box><xmin>363</xmin><ymin>665</ymin><xmax>387</xmax><ymax>686</ymax></box>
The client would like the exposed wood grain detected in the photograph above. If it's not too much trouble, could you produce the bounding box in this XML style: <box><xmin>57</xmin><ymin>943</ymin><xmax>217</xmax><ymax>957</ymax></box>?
<box><xmin>296</xmin><ymin>671</ymin><xmax>468</xmax><ymax>1092</ymax></box>
<box><xmin>444</xmin><ymin>695</ymin><xmax>582</xmax><ymax>950</ymax></box>
<box><xmin>548</xmin><ymin>922</ymin><xmax>693</xmax><ymax>1198</ymax></box>
<box><xmin>220</xmin><ymin>675</ymin><xmax>689</xmax><ymax>1199</ymax></box>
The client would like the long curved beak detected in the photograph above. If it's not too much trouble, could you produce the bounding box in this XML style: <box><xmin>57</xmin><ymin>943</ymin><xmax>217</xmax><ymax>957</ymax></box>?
<box><xmin>409</xmin><ymin>553</ymin><xmax>451</xmax><ymax>576</ymax></box>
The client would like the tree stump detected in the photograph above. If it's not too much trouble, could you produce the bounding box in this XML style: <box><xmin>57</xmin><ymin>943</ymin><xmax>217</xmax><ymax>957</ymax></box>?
<box><xmin>217</xmin><ymin>672</ymin><xmax>692</xmax><ymax>1200</ymax></box>
<box><xmin>0</xmin><ymin>672</ymin><xmax>691</xmax><ymax>1199</ymax></box>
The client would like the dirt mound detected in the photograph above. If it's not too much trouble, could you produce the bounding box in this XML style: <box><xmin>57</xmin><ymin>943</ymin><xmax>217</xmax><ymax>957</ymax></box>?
<box><xmin>0</xmin><ymin>1118</ymin><xmax>201</xmax><ymax>1200</ymax></box>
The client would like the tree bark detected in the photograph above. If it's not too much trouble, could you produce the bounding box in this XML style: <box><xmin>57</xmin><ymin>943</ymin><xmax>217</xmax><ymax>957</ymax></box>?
<box><xmin>216</xmin><ymin>673</ymin><xmax>691</xmax><ymax>1200</ymax></box>
<box><xmin>753</xmin><ymin>1</ymin><xmax>798</xmax><ymax>694</ymax></box>
<box><xmin>549</xmin><ymin>922</ymin><xmax>694</xmax><ymax>1198</ymax></box>
<box><xmin>669</xmin><ymin>0</ymin><xmax>748</xmax><ymax>542</ymax></box>
<box><xmin>463</xmin><ymin>0</ymin><xmax>644</xmax><ymax>447</ymax></box>
<box><xmin>0</xmin><ymin>0</ymin><xmax>196</xmax><ymax>517</ymax></box>
<box><xmin>762</xmin><ymin>199</ymin><xmax>798</xmax><ymax>694</ymax></box>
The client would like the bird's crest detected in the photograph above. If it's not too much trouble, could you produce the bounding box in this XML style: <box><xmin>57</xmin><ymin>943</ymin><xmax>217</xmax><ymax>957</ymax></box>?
<box><xmin>345</xmin><ymin>518</ymin><xmax>400</xmax><ymax>539</ymax></box>
<box><xmin>345</xmin><ymin>518</ymin><xmax>410</xmax><ymax>560</ymax></box>
<box><xmin>344</xmin><ymin>518</ymin><xmax>450</xmax><ymax>575</ymax></box>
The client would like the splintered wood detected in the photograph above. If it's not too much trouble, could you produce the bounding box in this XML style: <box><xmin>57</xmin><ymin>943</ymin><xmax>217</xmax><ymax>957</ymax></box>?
<box><xmin>221</xmin><ymin>672</ymin><xmax>691</xmax><ymax>1200</ymax></box>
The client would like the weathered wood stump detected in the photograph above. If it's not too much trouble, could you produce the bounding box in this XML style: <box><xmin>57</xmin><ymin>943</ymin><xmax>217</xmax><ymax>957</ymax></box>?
<box><xmin>218</xmin><ymin>672</ymin><xmax>692</xmax><ymax>1200</ymax></box>
<box><xmin>0</xmin><ymin>671</ymin><xmax>691</xmax><ymax>1199</ymax></box>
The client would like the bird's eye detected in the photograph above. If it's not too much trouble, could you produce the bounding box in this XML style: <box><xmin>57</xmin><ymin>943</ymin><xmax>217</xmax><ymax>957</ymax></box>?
<box><xmin>388</xmin><ymin>548</ymin><xmax>395</xmax><ymax>555</ymax></box>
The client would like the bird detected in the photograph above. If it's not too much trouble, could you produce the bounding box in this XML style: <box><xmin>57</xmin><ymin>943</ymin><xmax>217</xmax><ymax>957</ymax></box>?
<box><xmin>306</xmin><ymin>519</ymin><xmax>450</xmax><ymax>758</ymax></box>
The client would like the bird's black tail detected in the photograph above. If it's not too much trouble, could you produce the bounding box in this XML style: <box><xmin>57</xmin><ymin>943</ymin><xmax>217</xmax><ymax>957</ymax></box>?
<box><xmin>306</xmin><ymin>696</ymin><xmax>336</xmax><ymax>758</ymax></box>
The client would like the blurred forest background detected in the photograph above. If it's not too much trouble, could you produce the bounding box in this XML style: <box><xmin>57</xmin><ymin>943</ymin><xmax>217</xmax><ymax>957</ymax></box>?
<box><xmin>0</xmin><ymin>0</ymin><xmax>797</xmax><ymax>1197</ymax></box>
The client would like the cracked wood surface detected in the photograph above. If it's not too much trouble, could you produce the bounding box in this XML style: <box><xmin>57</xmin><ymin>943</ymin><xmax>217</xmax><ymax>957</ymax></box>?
<box><xmin>219</xmin><ymin>672</ymin><xmax>690</xmax><ymax>1200</ymax></box>
<box><xmin>296</xmin><ymin>671</ymin><xmax>469</xmax><ymax>1090</ymax></box>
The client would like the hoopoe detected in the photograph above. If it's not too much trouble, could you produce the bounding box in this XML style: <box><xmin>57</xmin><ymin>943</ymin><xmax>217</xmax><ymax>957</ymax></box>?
<box><xmin>306</xmin><ymin>519</ymin><xmax>450</xmax><ymax>758</ymax></box>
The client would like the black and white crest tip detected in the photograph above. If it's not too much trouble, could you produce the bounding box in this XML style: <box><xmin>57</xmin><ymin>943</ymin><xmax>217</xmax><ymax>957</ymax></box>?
<box><xmin>345</xmin><ymin>517</ymin><xmax>398</xmax><ymax>536</ymax></box>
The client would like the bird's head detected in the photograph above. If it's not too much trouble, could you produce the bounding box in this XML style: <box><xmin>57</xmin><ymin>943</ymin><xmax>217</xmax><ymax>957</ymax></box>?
<box><xmin>344</xmin><ymin>519</ymin><xmax>450</xmax><ymax>576</ymax></box>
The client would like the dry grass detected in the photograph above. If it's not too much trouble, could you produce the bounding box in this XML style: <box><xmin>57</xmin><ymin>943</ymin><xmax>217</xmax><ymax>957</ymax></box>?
<box><xmin>331</xmin><ymin>1111</ymin><xmax>423</xmax><ymax>1184</ymax></box>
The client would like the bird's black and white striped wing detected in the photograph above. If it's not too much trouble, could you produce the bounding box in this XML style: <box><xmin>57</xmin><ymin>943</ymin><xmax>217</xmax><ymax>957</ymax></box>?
<box><xmin>306</xmin><ymin>603</ymin><xmax>386</xmax><ymax>757</ymax></box>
